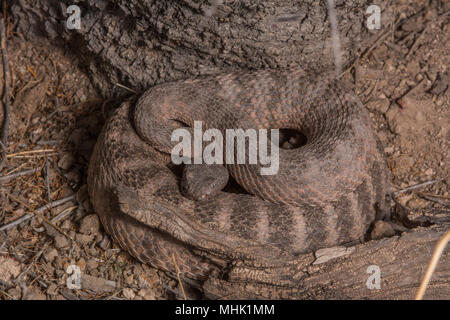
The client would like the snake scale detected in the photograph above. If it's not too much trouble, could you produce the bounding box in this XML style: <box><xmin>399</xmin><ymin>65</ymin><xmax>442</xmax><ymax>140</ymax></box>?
<box><xmin>87</xmin><ymin>68</ymin><xmax>389</xmax><ymax>296</ymax></box>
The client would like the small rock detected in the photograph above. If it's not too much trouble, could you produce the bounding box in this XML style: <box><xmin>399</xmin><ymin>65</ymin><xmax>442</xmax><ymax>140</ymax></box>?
<box><xmin>366</xmin><ymin>98</ymin><xmax>390</xmax><ymax>114</ymax></box>
<box><xmin>370</xmin><ymin>221</ymin><xmax>396</xmax><ymax>240</ymax></box>
<box><xmin>138</xmin><ymin>288</ymin><xmax>156</xmax><ymax>300</ymax></box>
<box><xmin>7</xmin><ymin>287</ymin><xmax>22</xmax><ymax>299</ymax></box>
<box><xmin>89</xmin><ymin>246</ymin><xmax>100</xmax><ymax>257</ymax></box>
<box><xmin>60</xmin><ymin>220</ymin><xmax>72</xmax><ymax>230</ymax></box>
<box><xmin>47</xmin><ymin>283</ymin><xmax>59</xmax><ymax>296</ymax></box>
<box><xmin>98</xmin><ymin>235</ymin><xmax>111</xmax><ymax>250</ymax></box>
<box><xmin>384</xmin><ymin>58</ymin><xmax>396</xmax><ymax>74</ymax></box>
<box><xmin>54</xmin><ymin>235</ymin><xmax>71</xmax><ymax>249</ymax></box>
<box><xmin>81</xmin><ymin>274</ymin><xmax>116</xmax><ymax>293</ymax></box>
<box><xmin>77</xmin><ymin>258</ymin><xmax>87</xmax><ymax>272</ymax></box>
<box><xmin>64</xmin><ymin>168</ymin><xmax>81</xmax><ymax>185</ymax></box>
<box><xmin>52</xmin><ymin>256</ymin><xmax>65</xmax><ymax>270</ymax></box>
<box><xmin>79</xmin><ymin>214</ymin><xmax>100</xmax><ymax>235</ymax></box>
<box><xmin>82</xmin><ymin>199</ymin><xmax>94</xmax><ymax>213</ymax></box>
<box><xmin>60</xmin><ymin>185</ymin><xmax>75</xmax><ymax>198</ymax></box>
<box><xmin>75</xmin><ymin>233</ymin><xmax>94</xmax><ymax>245</ymax></box>
<box><xmin>105</xmin><ymin>248</ymin><xmax>121</xmax><ymax>259</ymax></box>
<box><xmin>407</xmin><ymin>197</ymin><xmax>428</xmax><ymax>210</ymax></box>
<box><xmin>384</xmin><ymin>146</ymin><xmax>394</xmax><ymax>154</ymax></box>
<box><xmin>86</xmin><ymin>259</ymin><xmax>99</xmax><ymax>271</ymax></box>
<box><xmin>122</xmin><ymin>288</ymin><xmax>135</xmax><ymax>300</ymax></box>
<box><xmin>430</xmin><ymin>72</ymin><xmax>449</xmax><ymax>96</ymax></box>
<box><xmin>58</xmin><ymin>153</ymin><xmax>76</xmax><ymax>171</ymax></box>
<box><xmin>0</xmin><ymin>256</ymin><xmax>21</xmax><ymax>282</ymax></box>
<box><xmin>23</xmin><ymin>286</ymin><xmax>46</xmax><ymax>300</ymax></box>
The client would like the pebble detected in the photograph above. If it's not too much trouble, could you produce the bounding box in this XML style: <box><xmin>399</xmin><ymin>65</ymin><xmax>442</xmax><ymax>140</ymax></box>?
<box><xmin>7</xmin><ymin>287</ymin><xmax>22</xmax><ymax>299</ymax></box>
<box><xmin>98</xmin><ymin>235</ymin><xmax>111</xmax><ymax>250</ymax></box>
<box><xmin>122</xmin><ymin>288</ymin><xmax>136</xmax><ymax>300</ymax></box>
<box><xmin>366</xmin><ymin>98</ymin><xmax>390</xmax><ymax>114</ymax></box>
<box><xmin>138</xmin><ymin>288</ymin><xmax>156</xmax><ymax>300</ymax></box>
<box><xmin>54</xmin><ymin>235</ymin><xmax>71</xmax><ymax>249</ymax></box>
<box><xmin>407</xmin><ymin>198</ymin><xmax>428</xmax><ymax>210</ymax></box>
<box><xmin>46</xmin><ymin>283</ymin><xmax>59</xmax><ymax>296</ymax></box>
<box><xmin>58</xmin><ymin>153</ymin><xmax>76</xmax><ymax>171</ymax></box>
<box><xmin>86</xmin><ymin>259</ymin><xmax>99</xmax><ymax>271</ymax></box>
<box><xmin>370</xmin><ymin>221</ymin><xmax>396</xmax><ymax>240</ymax></box>
<box><xmin>77</xmin><ymin>258</ymin><xmax>87</xmax><ymax>271</ymax></box>
<box><xmin>384</xmin><ymin>146</ymin><xmax>394</xmax><ymax>154</ymax></box>
<box><xmin>79</xmin><ymin>214</ymin><xmax>101</xmax><ymax>235</ymax></box>
<box><xmin>23</xmin><ymin>286</ymin><xmax>46</xmax><ymax>300</ymax></box>
<box><xmin>0</xmin><ymin>256</ymin><xmax>22</xmax><ymax>282</ymax></box>
<box><xmin>81</xmin><ymin>274</ymin><xmax>116</xmax><ymax>293</ymax></box>
<box><xmin>75</xmin><ymin>233</ymin><xmax>94</xmax><ymax>245</ymax></box>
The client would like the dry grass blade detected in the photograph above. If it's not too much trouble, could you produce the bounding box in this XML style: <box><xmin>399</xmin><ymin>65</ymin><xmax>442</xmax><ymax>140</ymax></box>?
<box><xmin>6</xmin><ymin>149</ymin><xmax>55</xmax><ymax>158</ymax></box>
<box><xmin>415</xmin><ymin>229</ymin><xmax>450</xmax><ymax>300</ymax></box>
<box><xmin>172</xmin><ymin>253</ymin><xmax>187</xmax><ymax>300</ymax></box>
<box><xmin>0</xmin><ymin>167</ymin><xmax>40</xmax><ymax>184</ymax></box>
<box><xmin>114</xmin><ymin>82</ymin><xmax>136</xmax><ymax>94</ymax></box>
<box><xmin>393</xmin><ymin>179</ymin><xmax>443</xmax><ymax>196</ymax></box>
<box><xmin>0</xmin><ymin>194</ymin><xmax>76</xmax><ymax>231</ymax></box>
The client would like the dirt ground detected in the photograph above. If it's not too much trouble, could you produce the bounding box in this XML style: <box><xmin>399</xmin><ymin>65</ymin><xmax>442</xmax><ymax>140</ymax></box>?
<box><xmin>0</xmin><ymin>5</ymin><xmax>448</xmax><ymax>299</ymax></box>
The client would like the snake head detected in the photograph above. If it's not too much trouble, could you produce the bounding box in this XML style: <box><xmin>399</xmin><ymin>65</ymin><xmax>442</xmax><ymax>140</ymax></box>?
<box><xmin>181</xmin><ymin>164</ymin><xmax>229</xmax><ymax>201</ymax></box>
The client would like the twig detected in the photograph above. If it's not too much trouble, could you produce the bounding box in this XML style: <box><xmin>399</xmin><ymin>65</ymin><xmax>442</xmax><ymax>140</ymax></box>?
<box><xmin>405</xmin><ymin>24</ymin><xmax>429</xmax><ymax>60</ymax></box>
<box><xmin>419</xmin><ymin>192</ymin><xmax>450</xmax><ymax>200</ymax></box>
<box><xmin>31</xmin><ymin>213</ymin><xmax>73</xmax><ymax>239</ymax></box>
<box><xmin>32</xmin><ymin>205</ymin><xmax>77</xmax><ymax>238</ymax></box>
<box><xmin>50</xmin><ymin>205</ymin><xmax>78</xmax><ymax>224</ymax></box>
<box><xmin>16</xmin><ymin>241</ymin><xmax>50</xmax><ymax>281</ymax></box>
<box><xmin>6</xmin><ymin>149</ymin><xmax>55</xmax><ymax>158</ymax></box>
<box><xmin>36</xmin><ymin>139</ymin><xmax>61</xmax><ymax>146</ymax></box>
<box><xmin>7</xmin><ymin>153</ymin><xmax>59</xmax><ymax>159</ymax></box>
<box><xmin>418</xmin><ymin>193</ymin><xmax>449</xmax><ymax>207</ymax></box>
<box><xmin>0</xmin><ymin>289</ymin><xmax>14</xmax><ymax>300</ymax></box>
<box><xmin>5</xmin><ymin>162</ymin><xmax>27</xmax><ymax>175</ymax></box>
<box><xmin>393</xmin><ymin>179</ymin><xmax>443</xmax><ymax>196</ymax></box>
<box><xmin>0</xmin><ymin>194</ymin><xmax>76</xmax><ymax>231</ymax></box>
<box><xmin>415</xmin><ymin>229</ymin><xmax>450</xmax><ymax>300</ymax></box>
<box><xmin>114</xmin><ymin>83</ymin><xmax>136</xmax><ymax>94</ymax></box>
<box><xmin>0</xmin><ymin>168</ymin><xmax>40</xmax><ymax>184</ymax></box>
<box><xmin>171</xmin><ymin>253</ymin><xmax>187</xmax><ymax>300</ymax></box>
<box><xmin>340</xmin><ymin>29</ymin><xmax>391</xmax><ymax>77</ymax></box>
<box><xmin>341</xmin><ymin>7</ymin><xmax>431</xmax><ymax>78</ymax></box>
<box><xmin>44</xmin><ymin>158</ymin><xmax>52</xmax><ymax>215</ymax></box>
<box><xmin>0</xmin><ymin>17</ymin><xmax>9</xmax><ymax>172</ymax></box>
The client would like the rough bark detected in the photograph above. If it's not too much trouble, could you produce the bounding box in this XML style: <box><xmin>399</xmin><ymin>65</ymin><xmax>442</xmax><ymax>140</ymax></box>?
<box><xmin>9</xmin><ymin>0</ymin><xmax>400</xmax><ymax>97</ymax></box>
<box><xmin>203</xmin><ymin>222</ymin><xmax>450</xmax><ymax>299</ymax></box>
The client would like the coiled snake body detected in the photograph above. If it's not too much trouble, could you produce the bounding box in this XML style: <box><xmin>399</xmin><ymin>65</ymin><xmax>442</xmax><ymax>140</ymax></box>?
<box><xmin>88</xmin><ymin>68</ymin><xmax>388</xmax><ymax>293</ymax></box>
